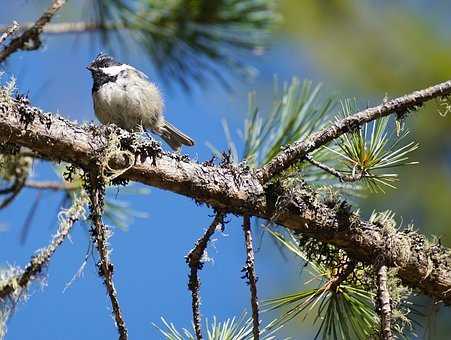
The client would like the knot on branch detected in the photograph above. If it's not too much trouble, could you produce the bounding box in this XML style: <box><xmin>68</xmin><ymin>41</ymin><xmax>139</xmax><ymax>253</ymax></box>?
<box><xmin>401</xmin><ymin>229</ymin><xmax>451</xmax><ymax>282</ymax></box>
<box><xmin>18</xmin><ymin>29</ymin><xmax>42</xmax><ymax>51</ymax></box>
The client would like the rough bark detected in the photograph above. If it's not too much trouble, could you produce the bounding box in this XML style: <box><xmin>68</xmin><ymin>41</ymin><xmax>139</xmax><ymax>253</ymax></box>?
<box><xmin>242</xmin><ymin>215</ymin><xmax>260</xmax><ymax>339</ymax></box>
<box><xmin>0</xmin><ymin>92</ymin><xmax>450</xmax><ymax>305</ymax></box>
<box><xmin>88</xmin><ymin>172</ymin><xmax>128</xmax><ymax>340</ymax></box>
<box><xmin>186</xmin><ymin>212</ymin><xmax>225</xmax><ymax>340</ymax></box>
<box><xmin>377</xmin><ymin>265</ymin><xmax>393</xmax><ymax>340</ymax></box>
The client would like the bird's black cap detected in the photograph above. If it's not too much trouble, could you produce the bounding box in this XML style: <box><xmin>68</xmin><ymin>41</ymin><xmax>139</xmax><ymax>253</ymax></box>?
<box><xmin>87</xmin><ymin>53</ymin><xmax>121</xmax><ymax>71</ymax></box>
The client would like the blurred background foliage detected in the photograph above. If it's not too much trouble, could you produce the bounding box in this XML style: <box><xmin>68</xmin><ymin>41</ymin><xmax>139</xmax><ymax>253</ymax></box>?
<box><xmin>280</xmin><ymin>0</ymin><xmax>451</xmax><ymax>246</ymax></box>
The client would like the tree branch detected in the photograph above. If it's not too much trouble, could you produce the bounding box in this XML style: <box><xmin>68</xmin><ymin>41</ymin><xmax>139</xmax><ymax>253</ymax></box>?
<box><xmin>0</xmin><ymin>91</ymin><xmax>450</xmax><ymax>305</ymax></box>
<box><xmin>0</xmin><ymin>191</ymin><xmax>86</xmax><ymax>301</ymax></box>
<box><xmin>24</xmin><ymin>180</ymin><xmax>79</xmax><ymax>191</ymax></box>
<box><xmin>0</xmin><ymin>21</ymin><xmax>19</xmax><ymax>45</ymax></box>
<box><xmin>242</xmin><ymin>215</ymin><xmax>260</xmax><ymax>339</ymax></box>
<box><xmin>88</xmin><ymin>172</ymin><xmax>128</xmax><ymax>340</ymax></box>
<box><xmin>327</xmin><ymin>259</ymin><xmax>356</xmax><ymax>292</ymax></box>
<box><xmin>259</xmin><ymin>80</ymin><xmax>451</xmax><ymax>183</ymax></box>
<box><xmin>0</xmin><ymin>0</ymin><xmax>66</xmax><ymax>63</ymax></box>
<box><xmin>186</xmin><ymin>212</ymin><xmax>225</xmax><ymax>340</ymax></box>
<box><xmin>0</xmin><ymin>22</ymin><xmax>119</xmax><ymax>35</ymax></box>
<box><xmin>304</xmin><ymin>154</ymin><xmax>363</xmax><ymax>182</ymax></box>
<box><xmin>377</xmin><ymin>265</ymin><xmax>393</xmax><ymax>340</ymax></box>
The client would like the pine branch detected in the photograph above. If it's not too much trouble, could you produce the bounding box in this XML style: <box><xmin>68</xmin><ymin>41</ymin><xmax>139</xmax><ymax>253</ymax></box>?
<box><xmin>88</xmin><ymin>171</ymin><xmax>128</xmax><ymax>340</ymax></box>
<box><xmin>1</xmin><ymin>90</ymin><xmax>451</xmax><ymax>304</ymax></box>
<box><xmin>0</xmin><ymin>0</ymin><xmax>66</xmax><ymax>63</ymax></box>
<box><xmin>377</xmin><ymin>265</ymin><xmax>393</xmax><ymax>340</ymax></box>
<box><xmin>259</xmin><ymin>80</ymin><xmax>451</xmax><ymax>182</ymax></box>
<box><xmin>304</xmin><ymin>154</ymin><xmax>363</xmax><ymax>182</ymax></box>
<box><xmin>0</xmin><ymin>191</ymin><xmax>86</xmax><ymax>301</ymax></box>
<box><xmin>242</xmin><ymin>215</ymin><xmax>260</xmax><ymax>339</ymax></box>
<box><xmin>186</xmin><ymin>211</ymin><xmax>225</xmax><ymax>340</ymax></box>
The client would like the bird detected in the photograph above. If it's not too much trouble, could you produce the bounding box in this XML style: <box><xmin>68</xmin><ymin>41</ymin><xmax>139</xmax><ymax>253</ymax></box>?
<box><xmin>86</xmin><ymin>53</ymin><xmax>194</xmax><ymax>151</ymax></box>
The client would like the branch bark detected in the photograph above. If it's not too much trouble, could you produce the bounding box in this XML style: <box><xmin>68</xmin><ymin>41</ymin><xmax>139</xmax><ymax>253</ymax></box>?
<box><xmin>242</xmin><ymin>215</ymin><xmax>260</xmax><ymax>339</ymax></box>
<box><xmin>186</xmin><ymin>212</ymin><xmax>225</xmax><ymax>340</ymax></box>
<box><xmin>258</xmin><ymin>80</ymin><xmax>451</xmax><ymax>182</ymax></box>
<box><xmin>0</xmin><ymin>21</ymin><xmax>19</xmax><ymax>45</ymax></box>
<box><xmin>0</xmin><ymin>22</ymin><xmax>120</xmax><ymax>35</ymax></box>
<box><xmin>0</xmin><ymin>88</ymin><xmax>450</xmax><ymax>305</ymax></box>
<box><xmin>305</xmin><ymin>154</ymin><xmax>363</xmax><ymax>182</ymax></box>
<box><xmin>88</xmin><ymin>172</ymin><xmax>128</xmax><ymax>340</ymax></box>
<box><xmin>24</xmin><ymin>180</ymin><xmax>79</xmax><ymax>191</ymax></box>
<box><xmin>0</xmin><ymin>0</ymin><xmax>66</xmax><ymax>62</ymax></box>
<box><xmin>377</xmin><ymin>265</ymin><xmax>393</xmax><ymax>340</ymax></box>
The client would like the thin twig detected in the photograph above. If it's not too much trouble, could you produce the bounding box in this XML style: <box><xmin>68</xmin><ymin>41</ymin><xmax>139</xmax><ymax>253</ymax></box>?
<box><xmin>0</xmin><ymin>0</ymin><xmax>66</xmax><ymax>62</ymax></box>
<box><xmin>0</xmin><ymin>21</ymin><xmax>121</xmax><ymax>35</ymax></box>
<box><xmin>0</xmin><ymin>176</ymin><xmax>26</xmax><ymax>209</ymax></box>
<box><xmin>63</xmin><ymin>241</ymin><xmax>93</xmax><ymax>293</ymax></box>
<box><xmin>0</xmin><ymin>191</ymin><xmax>86</xmax><ymax>301</ymax></box>
<box><xmin>0</xmin><ymin>21</ymin><xmax>19</xmax><ymax>45</ymax></box>
<box><xmin>242</xmin><ymin>215</ymin><xmax>260</xmax><ymax>339</ymax></box>
<box><xmin>377</xmin><ymin>264</ymin><xmax>393</xmax><ymax>340</ymax></box>
<box><xmin>259</xmin><ymin>80</ymin><xmax>451</xmax><ymax>182</ymax></box>
<box><xmin>25</xmin><ymin>180</ymin><xmax>79</xmax><ymax>191</ymax></box>
<box><xmin>305</xmin><ymin>154</ymin><xmax>363</xmax><ymax>182</ymax></box>
<box><xmin>186</xmin><ymin>212</ymin><xmax>225</xmax><ymax>340</ymax></box>
<box><xmin>88</xmin><ymin>172</ymin><xmax>128</xmax><ymax>340</ymax></box>
<box><xmin>19</xmin><ymin>191</ymin><xmax>42</xmax><ymax>245</ymax></box>
<box><xmin>326</xmin><ymin>259</ymin><xmax>356</xmax><ymax>292</ymax></box>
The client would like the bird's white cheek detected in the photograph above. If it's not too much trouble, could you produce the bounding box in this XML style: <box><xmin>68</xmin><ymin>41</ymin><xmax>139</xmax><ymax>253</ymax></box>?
<box><xmin>101</xmin><ymin>64</ymin><xmax>133</xmax><ymax>76</ymax></box>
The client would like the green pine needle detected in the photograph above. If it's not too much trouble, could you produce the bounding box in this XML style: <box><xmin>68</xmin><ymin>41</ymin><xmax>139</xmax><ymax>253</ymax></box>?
<box><xmin>153</xmin><ymin>313</ymin><xmax>285</xmax><ymax>340</ymax></box>
<box><xmin>263</xmin><ymin>230</ymin><xmax>378</xmax><ymax>339</ymax></box>
<box><xmin>91</xmin><ymin>0</ymin><xmax>277</xmax><ymax>89</ymax></box>
<box><xmin>326</xmin><ymin>99</ymin><xmax>419</xmax><ymax>193</ymax></box>
<box><xmin>244</xmin><ymin>77</ymin><xmax>336</xmax><ymax>166</ymax></box>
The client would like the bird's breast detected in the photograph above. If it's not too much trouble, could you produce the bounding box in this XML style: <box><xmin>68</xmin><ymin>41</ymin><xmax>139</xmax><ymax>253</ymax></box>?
<box><xmin>93</xmin><ymin>74</ymin><xmax>164</xmax><ymax>132</ymax></box>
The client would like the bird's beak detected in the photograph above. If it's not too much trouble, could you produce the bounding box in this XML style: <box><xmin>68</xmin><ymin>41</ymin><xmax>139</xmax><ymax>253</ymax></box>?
<box><xmin>86</xmin><ymin>65</ymin><xmax>95</xmax><ymax>71</ymax></box>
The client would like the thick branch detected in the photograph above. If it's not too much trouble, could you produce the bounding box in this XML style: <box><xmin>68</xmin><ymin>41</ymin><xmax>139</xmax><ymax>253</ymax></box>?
<box><xmin>186</xmin><ymin>212</ymin><xmax>225</xmax><ymax>340</ymax></box>
<box><xmin>259</xmin><ymin>80</ymin><xmax>451</xmax><ymax>182</ymax></box>
<box><xmin>242</xmin><ymin>215</ymin><xmax>260</xmax><ymax>339</ymax></box>
<box><xmin>0</xmin><ymin>0</ymin><xmax>66</xmax><ymax>62</ymax></box>
<box><xmin>0</xmin><ymin>91</ymin><xmax>450</xmax><ymax>305</ymax></box>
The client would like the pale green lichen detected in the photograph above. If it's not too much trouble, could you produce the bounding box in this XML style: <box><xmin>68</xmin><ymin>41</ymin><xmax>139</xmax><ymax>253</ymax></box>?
<box><xmin>99</xmin><ymin>130</ymin><xmax>136</xmax><ymax>183</ymax></box>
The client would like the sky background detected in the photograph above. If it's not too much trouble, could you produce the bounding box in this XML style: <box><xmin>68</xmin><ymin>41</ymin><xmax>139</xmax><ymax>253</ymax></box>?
<box><xmin>1</xmin><ymin>1</ymin><xmax>451</xmax><ymax>339</ymax></box>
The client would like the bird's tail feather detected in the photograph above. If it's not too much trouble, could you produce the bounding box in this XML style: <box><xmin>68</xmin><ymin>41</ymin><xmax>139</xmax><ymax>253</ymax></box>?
<box><xmin>159</xmin><ymin>121</ymin><xmax>195</xmax><ymax>151</ymax></box>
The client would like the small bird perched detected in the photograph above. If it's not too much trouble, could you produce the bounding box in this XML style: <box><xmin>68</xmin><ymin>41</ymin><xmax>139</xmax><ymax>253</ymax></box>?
<box><xmin>87</xmin><ymin>53</ymin><xmax>194</xmax><ymax>150</ymax></box>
